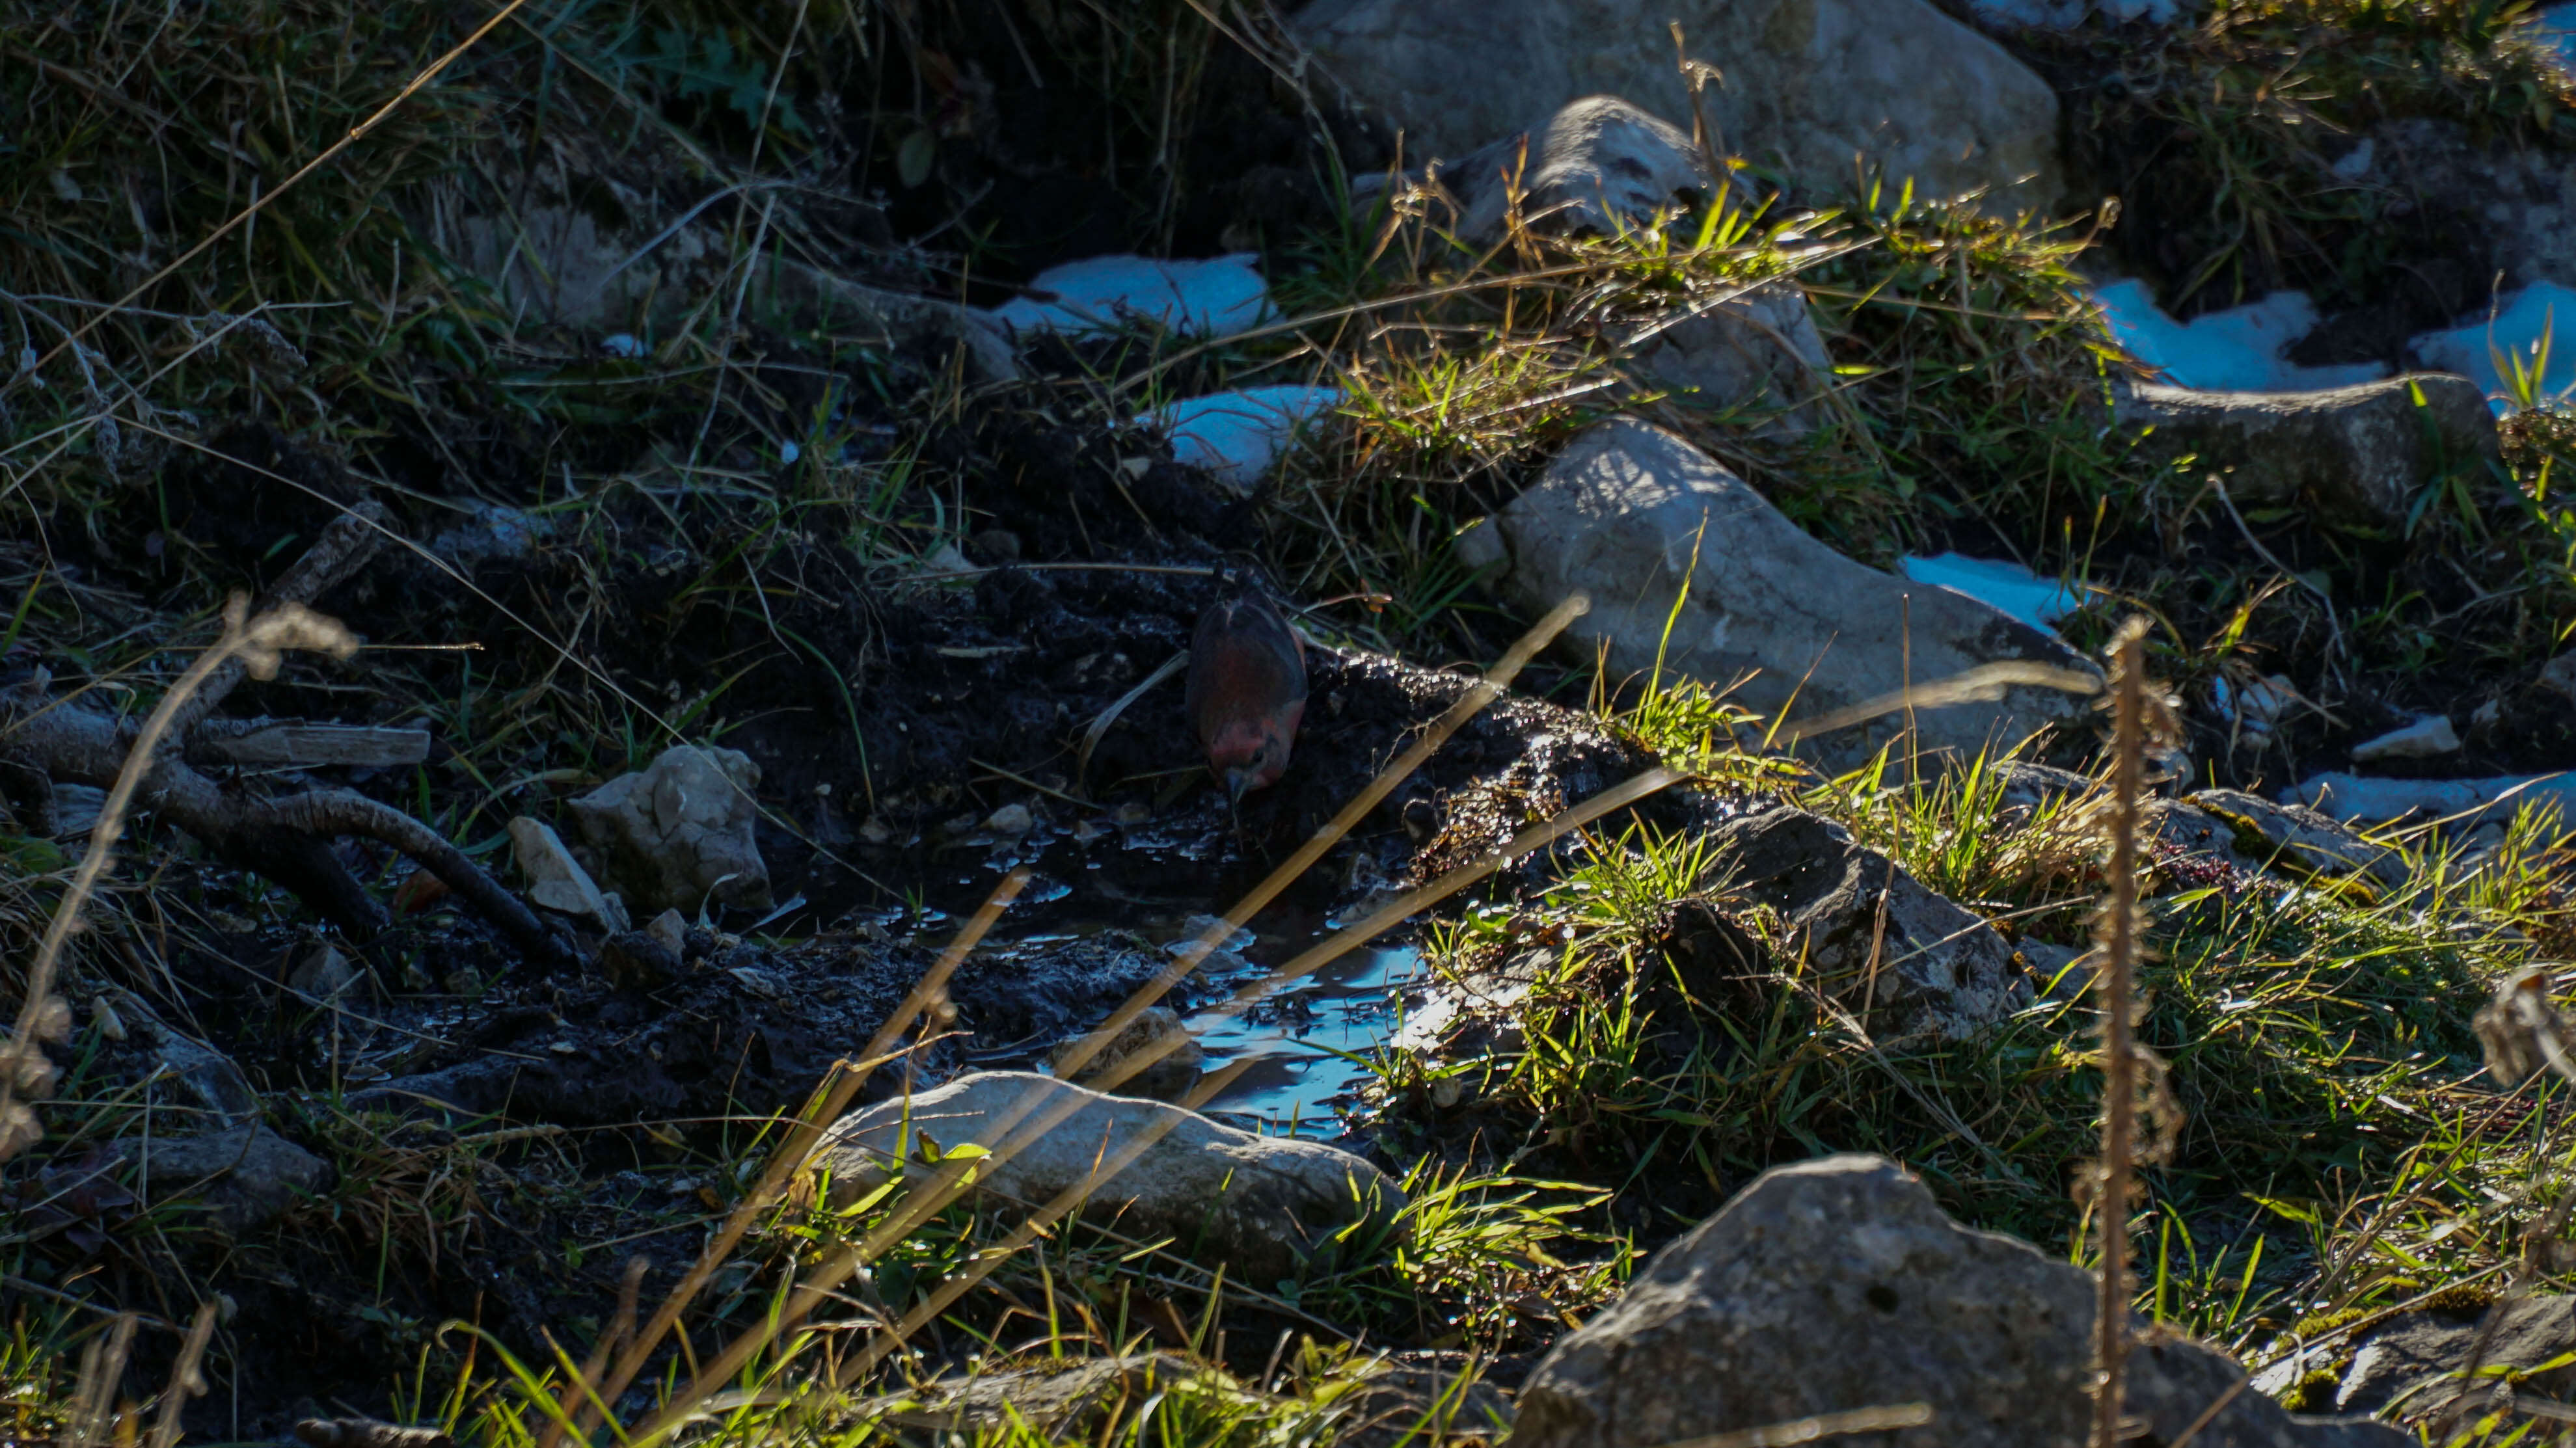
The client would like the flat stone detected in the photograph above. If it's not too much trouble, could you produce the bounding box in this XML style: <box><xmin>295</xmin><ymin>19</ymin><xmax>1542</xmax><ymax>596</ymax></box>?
<box><xmin>1455</xmin><ymin>420</ymin><xmax>2102</xmax><ymax>770</ymax></box>
<box><xmin>2189</xmin><ymin>789</ymin><xmax>2410</xmax><ymax>892</ymax></box>
<box><xmin>809</xmin><ymin>1072</ymin><xmax>1403</xmax><ymax>1283</ymax></box>
<box><xmin>2111</xmin><ymin>375</ymin><xmax>2500</xmax><ymax>530</ymax></box>
<box><xmin>116</xmin><ymin>1125</ymin><xmax>333</xmax><ymax>1235</ymax></box>
<box><xmin>2350</xmin><ymin>715</ymin><xmax>2460</xmax><ymax>764</ymax></box>
<box><xmin>508</xmin><ymin>816</ymin><xmax>629</xmax><ymax>932</ymax></box>
<box><xmin>1708</xmin><ymin>805</ymin><xmax>2031</xmax><ymax>1036</ymax></box>
<box><xmin>2330</xmin><ymin>1294</ymin><xmax>2576</xmax><ymax>1421</ymax></box>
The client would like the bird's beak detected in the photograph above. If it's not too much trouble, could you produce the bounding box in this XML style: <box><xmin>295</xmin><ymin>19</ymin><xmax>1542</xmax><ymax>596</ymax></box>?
<box><xmin>1224</xmin><ymin>767</ymin><xmax>1251</xmax><ymax>806</ymax></box>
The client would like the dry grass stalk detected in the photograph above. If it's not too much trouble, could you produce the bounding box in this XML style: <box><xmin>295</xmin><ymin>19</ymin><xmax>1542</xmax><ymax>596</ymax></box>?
<box><xmin>0</xmin><ymin>583</ymin><xmax>358</xmax><ymax>1164</ymax></box>
<box><xmin>565</xmin><ymin>866</ymin><xmax>1037</xmax><ymax>1440</ymax></box>
<box><xmin>2093</xmin><ymin>617</ymin><xmax>2151</xmax><ymax>1448</ymax></box>
<box><xmin>617</xmin><ymin>593</ymin><xmax>1594</xmax><ymax>1443</ymax></box>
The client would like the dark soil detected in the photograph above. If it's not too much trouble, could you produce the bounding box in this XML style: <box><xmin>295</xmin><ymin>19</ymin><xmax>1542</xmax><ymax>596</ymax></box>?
<box><xmin>12</xmin><ymin>390</ymin><xmax>1668</xmax><ymax>1434</ymax></box>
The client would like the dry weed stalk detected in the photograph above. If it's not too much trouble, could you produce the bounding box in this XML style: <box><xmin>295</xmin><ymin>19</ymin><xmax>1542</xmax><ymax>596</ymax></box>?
<box><xmin>2091</xmin><ymin>617</ymin><xmax>2150</xmax><ymax>1448</ymax></box>
<box><xmin>608</xmin><ymin>594</ymin><xmax>1595</xmax><ymax>1446</ymax></box>
<box><xmin>0</xmin><ymin>569</ymin><xmax>365</xmax><ymax>1162</ymax></box>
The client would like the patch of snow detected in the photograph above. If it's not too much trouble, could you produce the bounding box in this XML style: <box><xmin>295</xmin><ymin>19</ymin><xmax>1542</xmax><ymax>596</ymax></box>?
<box><xmin>2285</xmin><ymin>772</ymin><xmax>2576</xmax><ymax>827</ymax></box>
<box><xmin>2409</xmin><ymin>282</ymin><xmax>2576</xmax><ymax>410</ymax></box>
<box><xmin>2536</xmin><ymin>2</ymin><xmax>2576</xmax><ymax>71</ymax></box>
<box><xmin>991</xmin><ymin>254</ymin><xmax>1273</xmax><ymax>340</ymax></box>
<box><xmin>1146</xmin><ymin>386</ymin><xmax>1343</xmax><ymax>492</ymax></box>
<box><xmin>2349</xmin><ymin>714</ymin><xmax>2460</xmax><ymax>764</ymax></box>
<box><xmin>2212</xmin><ymin>674</ymin><xmax>2296</xmax><ymax>739</ymax></box>
<box><xmin>2091</xmin><ymin>279</ymin><xmax>2388</xmax><ymax>392</ymax></box>
<box><xmin>1897</xmin><ymin>552</ymin><xmax>2080</xmax><ymax>629</ymax></box>
<box><xmin>601</xmin><ymin>332</ymin><xmax>647</xmax><ymax>360</ymax></box>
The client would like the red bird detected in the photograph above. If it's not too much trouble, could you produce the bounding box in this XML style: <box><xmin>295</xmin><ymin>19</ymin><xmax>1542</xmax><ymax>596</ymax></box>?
<box><xmin>1186</xmin><ymin>586</ymin><xmax>1308</xmax><ymax>803</ymax></box>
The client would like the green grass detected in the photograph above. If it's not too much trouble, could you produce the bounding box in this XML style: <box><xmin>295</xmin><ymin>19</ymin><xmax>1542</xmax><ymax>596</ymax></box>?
<box><xmin>1368</xmin><ymin>729</ymin><xmax>2564</xmax><ymax>1404</ymax></box>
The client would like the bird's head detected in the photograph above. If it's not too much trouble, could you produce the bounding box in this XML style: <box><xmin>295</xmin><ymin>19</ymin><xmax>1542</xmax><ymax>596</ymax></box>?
<box><xmin>1208</xmin><ymin>714</ymin><xmax>1297</xmax><ymax>803</ymax></box>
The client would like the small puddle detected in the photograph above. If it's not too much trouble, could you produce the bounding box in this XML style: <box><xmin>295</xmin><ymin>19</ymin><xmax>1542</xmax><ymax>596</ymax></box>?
<box><xmin>1186</xmin><ymin>939</ymin><xmax>1422</xmax><ymax>1140</ymax></box>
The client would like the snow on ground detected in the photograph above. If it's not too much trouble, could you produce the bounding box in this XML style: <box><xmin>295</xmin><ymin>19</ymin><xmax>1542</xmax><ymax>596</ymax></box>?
<box><xmin>991</xmin><ymin>254</ymin><xmax>1273</xmax><ymax>339</ymax></box>
<box><xmin>2409</xmin><ymin>281</ymin><xmax>2576</xmax><ymax>409</ymax></box>
<box><xmin>2090</xmin><ymin>280</ymin><xmax>2387</xmax><ymax>392</ymax></box>
<box><xmin>2286</xmin><ymin>772</ymin><xmax>2576</xmax><ymax>828</ymax></box>
<box><xmin>1898</xmin><ymin>552</ymin><xmax>2081</xmax><ymax>630</ymax></box>
<box><xmin>2537</xmin><ymin>2</ymin><xmax>2576</xmax><ymax>69</ymax></box>
<box><xmin>1146</xmin><ymin>386</ymin><xmax>1344</xmax><ymax>490</ymax></box>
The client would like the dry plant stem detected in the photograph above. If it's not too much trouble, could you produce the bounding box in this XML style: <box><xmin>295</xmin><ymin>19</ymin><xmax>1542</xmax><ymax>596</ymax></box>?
<box><xmin>0</xmin><ymin>510</ymin><xmax>569</xmax><ymax>965</ymax></box>
<box><xmin>822</xmin><ymin>767</ymin><xmax>1683</xmax><ymax>1399</ymax></box>
<box><xmin>146</xmin><ymin>1302</ymin><xmax>220</xmax><ymax>1448</ymax></box>
<box><xmin>573</xmin><ymin>868</ymin><xmax>1031</xmax><ymax>1434</ymax></box>
<box><xmin>837</xmin><ymin>591</ymin><xmax>1594</xmax><ymax>1267</ymax></box>
<box><xmin>630</xmin><ymin>600</ymin><xmax>1590</xmax><ymax>1437</ymax></box>
<box><xmin>1775</xmin><ymin>660</ymin><xmax>2103</xmax><ymax>747</ymax></box>
<box><xmin>2094</xmin><ymin>618</ymin><xmax>2150</xmax><ymax>1448</ymax></box>
<box><xmin>0</xmin><ymin>600</ymin><xmax>296</xmax><ymax>1155</ymax></box>
<box><xmin>67</xmin><ymin>1311</ymin><xmax>139</xmax><ymax>1446</ymax></box>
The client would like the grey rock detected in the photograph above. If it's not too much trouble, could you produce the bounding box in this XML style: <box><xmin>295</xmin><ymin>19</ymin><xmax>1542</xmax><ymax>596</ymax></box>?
<box><xmin>114</xmin><ymin>993</ymin><xmax>260</xmax><ymax>1126</ymax></box>
<box><xmin>2020</xmin><ymin>939</ymin><xmax>2093</xmax><ymax>1001</ymax></box>
<box><xmin>2111</xmin><ymin>375</ymin><xmax>2501</xmax><ymax>530</ymax></box>
<box><xmin>508</xmin><ymin>816</ymin><xmax>630</xmax><ymax>931</ymax></box>
<box><xmin>1292</xmin><ymin>0</ymin><xmax>2061</xmax><ymax>208</ymax></box>
<box><xmin>2330</xmin><ymin>1294</ymin><xmax>2576</xmax><ymax>1421</ymax></box>
<box><xmin>2188</xmin><ymin>789</ymin><xmax>2409</xmax><ymax>892</ymax></box>
<box><xmin>569</xmin><ymin>745</ymin><xmax>772</xmax><ymax>915</ymax></box>
<box><xmin>116</xmin><ymin>1125</ymin><xmax>333</xmax><ymax>1235</ymax></box>
<box><xmin>286</xmin><ymin>943</ymin><xmax>361</xmax><ymax>1002</ymax></box>
<box><xmin>2285</xmin><ymin>772</ymin><xmax>2576</xmax><ymax>831</ymax></box>
<box><xmin>809</xmin><ymin>1073</ymin><xmax>1403</xmax><ymax>1283</ymax></box>
<box><xmin>1425</xmin><ymin>96</ymin><xmax>1717</xmax><ymax>245</ymax></box>
<box><xmin>1454</xmin><ymin>420</ymin><xmax>2102</xmax><ymax>770</ymax></box>
<box><xmin>2143</xmin><ymin>799</ymin><xmax>2257</xmax><ymax>876</ymax></box>
<box><xmin>2331</xmin><ymin>120</ymin><xmax>2576</xmax><ymax>303</ymax></box>
<box><xmin>1994</xmin><ymin>760</ymin><xmax>2096</xmax><ymax>814</ymax></box>
<box><xmin>2349</xmin><ymin>715</ymin><xmax>2460</xmax><ymax>764</ymax></box>
<box><xmin>1707</xmin><ymin>806</ymin><xmax>2030</xmax><ymax>1036</ymax></box>
<box><xmin>1511</xmin><ymin>1154</ymin><xmax>2407</xmax><ymax>1448</ymax></box>
<box><xmin>1631</xmin><ymin>280</ymin><xmax>1834</xmax><ymax>436</ymax></box>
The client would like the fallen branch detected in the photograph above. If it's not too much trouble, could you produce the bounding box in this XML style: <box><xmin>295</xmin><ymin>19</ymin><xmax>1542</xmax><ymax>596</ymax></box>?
<box><xmin>0</xmin><ymin>508</ymin><xmax>572</xmax><ymax>969</ymax></box>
